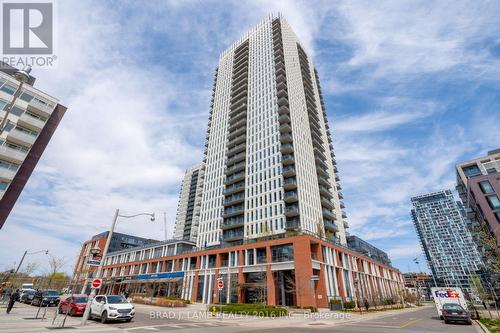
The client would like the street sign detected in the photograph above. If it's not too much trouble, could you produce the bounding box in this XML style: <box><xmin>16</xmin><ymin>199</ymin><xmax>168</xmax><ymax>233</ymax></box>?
<box><xmin>217</xmin><ymin>278</ymin><xmax>224</xmax><ymax>290</ymax></box>
<box><xmin>91</xmin><ymin>278</ymin><xmax>102</xmax><ymax>289</ymax></box>
<box><xmin>87</xmin><ymin>259</ymin><xmax>101</xmax><ymax>266</ymax></box>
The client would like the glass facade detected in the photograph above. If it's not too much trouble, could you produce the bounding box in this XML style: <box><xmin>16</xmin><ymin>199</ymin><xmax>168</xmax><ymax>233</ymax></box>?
<box><xmin>411</xmin><ymin>190</ymin><xmax>483</xmax><ymax>290</ymax></box>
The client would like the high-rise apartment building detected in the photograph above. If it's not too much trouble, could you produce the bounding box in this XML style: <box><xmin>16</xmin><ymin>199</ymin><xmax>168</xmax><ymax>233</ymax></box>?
<box><xmin>197</xmin><ymin>15</ymin><xmax>347</xmax><ymax>248</ymax></box>
<box><xmin>456</xmin><ymin>149</ymin><xmax>500</xmax><ymax>241</ymax></box>
<box><xmin>0</xmin><ymin>64</ymin><xmax>67</xmax><ymax>228</ymax></box>
<box><xmin>174</xmin><ymin>164</ymin><xmax>203</xmax><ymax>242</ymax></box>
<box><xmin>411</xmin><ymin>190</ymin><xmax>483</xmax><ymax>290</ymax></box>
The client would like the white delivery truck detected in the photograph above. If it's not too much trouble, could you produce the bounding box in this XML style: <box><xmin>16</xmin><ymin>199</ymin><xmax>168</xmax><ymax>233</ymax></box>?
<box><xmin>431</xmin><ymin>287</ymin><xmax>468</xmax><ymax>319</ymax></box>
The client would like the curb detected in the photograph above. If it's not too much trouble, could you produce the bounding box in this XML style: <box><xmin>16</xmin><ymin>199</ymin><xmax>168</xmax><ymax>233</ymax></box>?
<box><xmin>476</xmin><ymin>320</ymin><xmax>491</xmax><ymax>333</ymax></box>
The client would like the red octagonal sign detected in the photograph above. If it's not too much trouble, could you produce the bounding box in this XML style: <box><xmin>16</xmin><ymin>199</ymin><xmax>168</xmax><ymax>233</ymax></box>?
<box><xmin>217</xmin><ymin>279</ymin><xmax>224</xmax><ymax>290</ymax></box>
<box><xmin>91</xmin><ymin>278</ymin><xmax>102</xmax><ymax>289</ymax></box>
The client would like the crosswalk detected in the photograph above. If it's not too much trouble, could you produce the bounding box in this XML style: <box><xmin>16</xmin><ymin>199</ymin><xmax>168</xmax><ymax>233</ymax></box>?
<box><xmin>123</xmin><ymin>321</ymin><xmax>234</xmax><ymax>331</ymax></box>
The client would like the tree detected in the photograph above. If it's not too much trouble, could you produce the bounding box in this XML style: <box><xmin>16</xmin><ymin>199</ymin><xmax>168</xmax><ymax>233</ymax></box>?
<box><xmin>470</xmin><ymin>273</ymin><xmax>493</xmax><ymax>318</ymax></box>
<box><xmin>44</xmin><ymin>255</ymin><xmax>67</xmax><ymax>288</ymax></box>
<box><xmin>21</xmin><ymin>262</ymin><xmax>39</xmax><ymax>276</ymax></box>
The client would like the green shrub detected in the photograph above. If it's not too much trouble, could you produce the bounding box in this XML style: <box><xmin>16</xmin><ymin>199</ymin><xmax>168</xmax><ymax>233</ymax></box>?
<box><xmin>343</xmin><ymin>301</ymin><xmax>356</xmax><ymax>309</ymax></box>
<box><xmin>329</xmin><ymin>299</ymin><xmax>341</xmax><ymax>304</ymax></box>
<box><xmin>303</xmin><ymin>306</ymin><xmax>318</xmax><ymax>312</ymax></box>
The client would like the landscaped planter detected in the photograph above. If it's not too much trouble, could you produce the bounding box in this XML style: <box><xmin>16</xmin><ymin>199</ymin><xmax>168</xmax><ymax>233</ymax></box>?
<box><xmin>131</xmin><ymin>296</ymin><xmax>188</xmax><ymax>307</ymax></box>
<box><xmin>329</xmin><ymin>303</ymin><xmax>342</xmax><ymax>311</ymax></box>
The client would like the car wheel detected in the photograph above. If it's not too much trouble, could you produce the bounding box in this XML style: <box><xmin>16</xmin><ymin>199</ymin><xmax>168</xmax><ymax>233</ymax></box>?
<box><xmin>444</xmin><ymin>319</ymin><xmax>449</xmax><ymax>324</ymax></box>
<box><xmin>69</xmin><ymin>308</ymin><xmax>75</xmax><ymax>317</ymax></box>
<box><xmin>467</xmin><ymin>320</ymin><xmax>472</xmax><ymax>325</ymax></box>
<box><xmin>100</xmin><ymin>311</ymin><xmax>107</xmax><ymax>324</ymax></box>
<box><xmin>58</xmin><ymin>306</ymin><xmax>62</xmax><ymax>314</ymax></box>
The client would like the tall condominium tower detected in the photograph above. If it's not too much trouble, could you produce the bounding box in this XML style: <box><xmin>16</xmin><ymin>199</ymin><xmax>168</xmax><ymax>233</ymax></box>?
<box><xmin>0</xmin><ymin>64</ymin><xmax>67</xmax><ymax>228</ymax></box>
<box><xmin>174</xmin><ymin>164</ymin><xmax>203</xmax><ymax>242</ymax></box>
<box><xmin>197</xmin><ymin>15</ymin><xmax>348</xmax><ymax>248</ymax></box>
<box><xmin>411</xmin><ymin>190</ymin><xmax>483</xmax><ymax>289</ymax></box>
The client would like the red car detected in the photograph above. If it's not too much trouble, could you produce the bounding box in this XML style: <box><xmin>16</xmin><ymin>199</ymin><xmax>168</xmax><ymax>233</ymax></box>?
<box><xmin>58</xmin><ymin>295</ymin><xmax>88</xmax><ymax>316</ymax></box>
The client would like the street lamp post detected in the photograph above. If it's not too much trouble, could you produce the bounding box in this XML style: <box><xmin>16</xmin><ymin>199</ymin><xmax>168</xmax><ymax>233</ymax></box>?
<box><xmin>80</xmin><ymin>209</ymin><xmax>155</xmax><ymax>326</ymax></box>
<box><xmin>11</xmin><ymin>250</ymin><xmax>48</xmax><ymax>286</ymax></box>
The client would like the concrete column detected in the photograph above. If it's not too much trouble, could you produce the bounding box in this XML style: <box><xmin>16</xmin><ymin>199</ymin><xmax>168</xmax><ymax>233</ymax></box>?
<box><xmin>238</xmin><ymin>250</ymin><xmax>245</xmax><ymax>303</ymax></box>
<box><xmin>293</xmin><ymin>238</ymin><xmax>316</xmax><ymax>308</ymax></box>
<box><xmin>191</xmin><ymin>256</ymin><xmax>201</xmax><ymax>303</ymax></box>
<box><xmin>213</xmin><ymin>254</ymin><xmax>221</xmax><ymax>304</ymax></box>
<box><xmin>265</xmin><ymin>246</ymin><xmax>276</xmax><ymax>306</ymax></box>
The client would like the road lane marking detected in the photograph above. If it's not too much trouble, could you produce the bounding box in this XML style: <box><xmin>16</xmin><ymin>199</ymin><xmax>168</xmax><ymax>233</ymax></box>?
<box><xmin>400</xmin><ymin>318</ymin><xmax>422</xmax><ymax>328</ymax></box>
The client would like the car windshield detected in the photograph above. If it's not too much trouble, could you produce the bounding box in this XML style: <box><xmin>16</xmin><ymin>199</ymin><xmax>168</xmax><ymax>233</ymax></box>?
<box><xmin>43</xmin><ymin>290</ymin><xmax>59</xmax><ymax>296</ymax></box>
<box><xmin>443</xmin><ymin>304</ymin><xmax>464</xmax><ymax>311</ymax></box>
<box><xmin>73</xmin><ymin>297</ymin><xmax>88</xmax><ymax>303</ymax></box>
<box><xmin>106</xmin><ymin>295</ymin><xmax>128</xmax><ymax>304</ymax></box>
<box><xmin>26</xmin><ymin>290</ymin><xmax>36</xmax><ymax>295</ymax></box>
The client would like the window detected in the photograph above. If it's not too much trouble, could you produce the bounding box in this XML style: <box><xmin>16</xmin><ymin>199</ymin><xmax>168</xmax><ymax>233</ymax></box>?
<box><xmin>497</xmin><ymin>178</ymin><xmax>500</xmax><ymax>185</ymax></box>
<box><xmin>462</xmin><ymin>165</ymin><xmax>481</xmax><ymax>177</ymax></box>
<box><xmin>19</xmin><ymin>92</ymin><xmax>34</xmax><ymax>102</ymax></box>
<box><xmin>0</xmin><ymin>182</ymin><xmax>7</xmax><ymax>191</ymax></box>
<box><xmin>495</xmin><ymin>212</ymin><xmax>500</xmax><ymax>223</ymax></box>
<box><xmin>0</xmin><ymin>100</ymin><xmax>6</xmax><ymax>110</ymax></box>
<box><xmin>487</xmin><ymin>195</ymin><xmax>500</xmax><ymax>210</ymax></box>
<box><xmin>0</xmin><ymin>84</ymin><xmax>16</xmax><ymax>95</ymax></box>
<box><xmin>479</xmin><ymin>181</ymin><xmax>494</xmax><ymax>194</ymax></box>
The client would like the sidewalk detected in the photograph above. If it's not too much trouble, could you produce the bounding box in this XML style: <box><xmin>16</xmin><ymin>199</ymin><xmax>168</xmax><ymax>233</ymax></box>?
<box><xmin>0</xmin><ymin>302</ymin><xmax>121</xmax><ymax>333</ymax></box>
<box><xmin>134</xmin><ymin>302</ymin><xmax>433</xmax><ymax>329</ymax></box>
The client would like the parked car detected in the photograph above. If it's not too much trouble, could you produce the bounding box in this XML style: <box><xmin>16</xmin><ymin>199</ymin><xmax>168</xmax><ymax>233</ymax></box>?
<box><xmin>442</xmin><ymin>303</ymin><xmax>472</xmax><ymax>325</ymax></box>
<box><xmin>58</xmin><ymin>295</ymin><xmax>88</xmax><ymax>316</ymax></box>
<box><xmin>31</xmin><ymin>290</ymin><xmax>60</xmax><ymax>307</ymax></box>
<box><xmin>21</xmin><ymin>283</ymin><xmax>34</xmax><ymax>291</ymax></box>
<box><xmin>89</xmin><ymin>295</ymin><xmax>135</xmax><ymax>323</ymax></box>
<box><xmin>20</xmin><ymin>289</ymin><xmax>36</xmax><ymax>304</ymax></box>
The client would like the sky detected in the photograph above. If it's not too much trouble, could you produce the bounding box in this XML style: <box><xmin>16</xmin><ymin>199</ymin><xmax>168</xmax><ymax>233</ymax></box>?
<box><xmin>0</xmin><ymin>0</ymin><xmax>499</xmax><ymax>276</ymax></box>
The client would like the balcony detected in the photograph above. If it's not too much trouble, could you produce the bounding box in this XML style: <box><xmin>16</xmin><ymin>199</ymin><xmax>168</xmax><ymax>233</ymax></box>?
<box><xmin>227</xmin><ymin>117</ymin><xmax>246</xmax><ymax>133</ymax></box>
<box><xmin>277</xmin><ymin>88</ymin><xmax>287</xmax><ymax>99</ymax></box>
<box><xmin>222</xmin><ymin>217</ymin><xmax>244</xmax><ymax>230</ymax></box>
<box><xmin>227</xmin><ymin>126</ymin><xmax>246</xmax><ymax>140</ymax></box>
<box><xmin>279</xmin><ymin>123</ymin><xmax>292</xmax><ymax>133</ymax></box>
<box><xmin>343</xmin><ymin>220</ymin><xmax>349</xmax><ymax>228</ymax></box>
<box><xmin>225</xmin><ymin>171</ymin><xmax>245</xmax><ymax>185</ymax></box>
<box><xmin>223</xmin><ymin>229</ymin><xmax>244</xmax><ymax>242</ymax></box>
<box><xmin>283</xmin><ymin>177</ymin><xmax>297</xmax><ymax>190</ymax></box>
<box><xmin>322</xmin><ymin>208</ymin><xmax>336</xmax><ymax>220</ymax></box>
<box><xmin>285</xmin><ymin>205</ymin><xmax>300</xmax><ymax>217</ymax></box>
<box><xmin>18</xmin><ymin>113</ymin><xmax>45</xmax><ymax>131</ymax></box>
<box><xmin>280</xmin><ymin>134</ymin><xmax>293</xmax><ymax>144</ymax></box>
<box><xmin>228</xmin><ymin>109</ymin><xmax>247</xmax><ymax>125</ymax></box>
<box><xmin>340</xmin><ymin>200</ymin><xmax>345</xmax><ymax>208</ymax></box>
<box><xmin>226</xmin><ymin>151</ymin><xmax>246</xmax><ymax>164</ymax></box>
<box><xmin>282</xmin><ymin>165</ymin><xmax>296</xmax><ymax>177</ymax></box>
<box><xmin>0</xmin><ymin>166</ymin><xmax>16</xmax><ymax>181</ymax></box>
<box><xmin>7</xmin><ymin>129</ymin><xmax>37</xmax><ymax>147</ymax></box>
<box><xmin>223</xmin><ymin>205</ymin><xmax>244</xmax><ymax>218</ymax></box>
<box><xmin>224</xmin><ymin>182</ymin><xmax>245</xmax><ymax>195</ymax></box>
<box><xmin>282</xmin><ymin>154</ymin><xmax>295</xmax><ymax>166</ymax></box>
<box><xmin>280</xmin><ymin>143</ymin><xmax>293</xmax><ymax>154</ymax></box>
<box><xmin>224</xmin><ymin>194</ymin><xmax>245</xmax><ymax>206</ymax></box>
<box><xmin>227</xmin><ymin>133</ymin><xmax>246</xmax><ymax>148</ymax></box>
<box><xmin>225</xmin><ymin>161</ymin><xmax>245</xmax><ymax>175</ymax></box>
<box><xmin>319</xmin><ymin>185</ymin><xmax>333</xmax><ymax>198</ymax></box>
<box><xmin>285</xmin><ymin>218</ymin><xmax>300</xmax><ymax>230</ymax></box>
<box><xmin>277</xmin><ymin>96</ymin><xmax>288</xmax><ymax>107</ymax></box>
<box><xmin>27</xmin><ymin>98</ymin><xmax>55</xmax><ymax>117</ymax></box>
<box><xmin>230</xmin><ymin>102</ymin><xmax>247</xmax><ymax>115</ymax></box>
<box><xmin>279</xmin><ymin>114</ymin><xmax>291</xmax><ymax>124</ymax></box>
<box><xmin>321</xmin><ymin>197</ymin><xmax>334</xmax><ymax>209</ymax></box>
<box><xmin>0</xmin><ymin>145</ymin><xmax>26</xmax><ymax>164</ymax></box>
<box><xmin>284</xmin><ymin>191</ymin><xmax>298</xmax><ymax>203</ymax></box>
<box><xmin>227</xmin><ymin>143</ymin><xmax>246</xmax><ymax>156</ymax></box>
<box><xmin>318</xmin><ymin>175</ymin><xmax>330</xmax><ymax>187</ymax></box>
<box><xmin>324</xmin><ymin>219</ymin><xmax>339</xmax><ymax>232</ymax></box>
<box><xmin>278</xmin><ymin>105</ymin><xmax>289</xmax><ymax>115</ymax></box>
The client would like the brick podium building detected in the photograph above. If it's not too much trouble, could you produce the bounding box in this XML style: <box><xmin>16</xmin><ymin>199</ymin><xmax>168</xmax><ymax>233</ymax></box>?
<box><xmin>93</xmin><ymin>232</ymin><xmax>403</xmax><ymax>308</ymax></box>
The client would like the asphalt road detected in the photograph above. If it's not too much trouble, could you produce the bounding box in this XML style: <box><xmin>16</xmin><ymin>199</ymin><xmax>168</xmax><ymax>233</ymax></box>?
<box><xmin>92</xmin><ymin>305</ymin><xmax>481</xmax><ymax>333</ymax></box>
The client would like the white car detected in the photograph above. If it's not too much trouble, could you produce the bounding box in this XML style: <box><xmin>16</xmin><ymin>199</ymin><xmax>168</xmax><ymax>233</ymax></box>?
<box><xmin>89</xmin><ymin>295</ymin><xmax>135</xmax><ymax>323</ymax></box>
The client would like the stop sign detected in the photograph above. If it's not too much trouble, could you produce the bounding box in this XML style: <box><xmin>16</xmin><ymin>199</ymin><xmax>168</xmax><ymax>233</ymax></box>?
<box><xmin>91</xmin><ymin>278</ymin><xmax>102</xmax><ymax>289</ymax></box>
<box><xmin>217</xmin><ymin>278</ymin><xmax>224</xmax><ymax>290</ymax></box>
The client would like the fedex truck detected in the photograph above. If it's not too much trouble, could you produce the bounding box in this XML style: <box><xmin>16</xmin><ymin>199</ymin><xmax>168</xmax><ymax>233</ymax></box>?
<box><xmin>431</xmin><ymin>287</ymin><xmax>468</xmax><ymax>318</ymax></box>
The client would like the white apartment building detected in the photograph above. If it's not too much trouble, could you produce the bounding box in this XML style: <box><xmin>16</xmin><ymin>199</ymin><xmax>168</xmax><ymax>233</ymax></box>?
<box><xmin>174</xmin><ymin>164</ymin><xmax>203</xmax><ymax>242</ymax></box>
<box><xmin>0</xmin><ymin>64</ymin><xmax>66</xmax><ymax>228</ymax></box>
<box><xmin>197</xmin><ymin>15</ymin><xmax>348</xmax><ymax>248</ymax></box>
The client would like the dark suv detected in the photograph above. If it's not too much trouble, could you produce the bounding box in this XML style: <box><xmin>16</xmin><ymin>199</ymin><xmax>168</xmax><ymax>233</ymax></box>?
<box><xmin>31</xmin><ymin>290</ymin><xmax>60</xmax><ymax>307</ymax></box>
<box><xmin>442</xmin><ymin>303</ymin><xmax>472</xmax><ymax>325</ymax></box>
